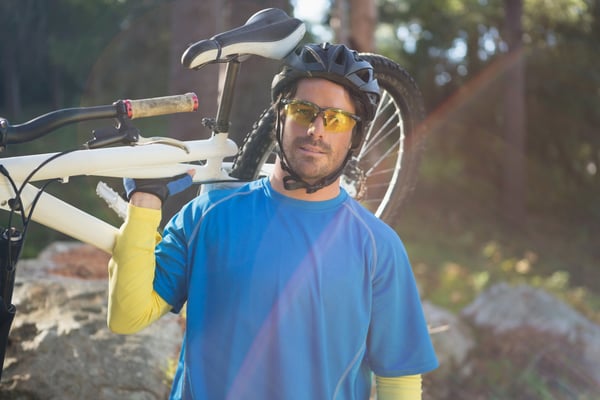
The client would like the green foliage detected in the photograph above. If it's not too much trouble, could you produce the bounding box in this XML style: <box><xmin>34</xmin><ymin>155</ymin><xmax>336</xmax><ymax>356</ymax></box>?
<box><xmin>0</xmin><ymin>1</ymin><xmax>597</xmax><ymax>396</ymax></box>
<box><xmin>398</xmin><ymin>191</ymin><xmax>600</xmax><ymax>324</ymax></box>
<box><xmin>376</xmin><ymin>0</ymin><xmax>599</xmax><ymax>234</ymax></box>
<box><xmin>0</xmin><ymin>0</ymin><xmax>169</xmax><ymax>110</ymax></box>
<box><xmin>0</xmin><ymin>1</ymin><xmax>175</xmax><ymax>256</ymax></box>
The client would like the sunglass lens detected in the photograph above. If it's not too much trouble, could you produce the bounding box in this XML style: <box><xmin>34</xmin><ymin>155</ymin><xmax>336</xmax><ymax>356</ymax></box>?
<box><xmin>284</xmin><ymin>100</ymin><xmax>357</xmax><ymax>132</ymax></box>
<box><xmin>286</xmin><ymin>103</ymin><xmax>317</xmax><ymax>126</ymax></box>
<box><xmin>322</xmin><ymin>110</ymin><xmax>355</xmax><ymax>133</ymax></box>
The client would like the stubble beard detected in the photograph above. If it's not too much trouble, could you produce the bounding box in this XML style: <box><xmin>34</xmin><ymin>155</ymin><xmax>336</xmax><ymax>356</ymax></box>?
<box><xmin>283</xmin><ymin>136</ymin><xmax>347</xmax><ymax>184</ymax></box>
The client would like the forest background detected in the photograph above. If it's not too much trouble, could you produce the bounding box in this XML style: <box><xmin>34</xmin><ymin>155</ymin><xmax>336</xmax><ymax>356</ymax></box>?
<box><xmin>0</xmin><ymin>0</ymin><xmax>599</xmax><ymax>395</ymax></box>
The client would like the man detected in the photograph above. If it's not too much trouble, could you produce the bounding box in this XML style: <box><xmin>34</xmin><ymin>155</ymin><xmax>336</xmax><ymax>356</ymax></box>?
<box><xmin>108</xmin><ymin>43</ymin><xmax>438</xmax><ymax>399</ymax></box>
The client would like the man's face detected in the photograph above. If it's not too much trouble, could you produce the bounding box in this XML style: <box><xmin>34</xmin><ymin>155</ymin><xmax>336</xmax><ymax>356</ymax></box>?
<box><xmin>280</xmin><ymin>78</ymin><xmax>356</xmax><ymax>185</ymax></box>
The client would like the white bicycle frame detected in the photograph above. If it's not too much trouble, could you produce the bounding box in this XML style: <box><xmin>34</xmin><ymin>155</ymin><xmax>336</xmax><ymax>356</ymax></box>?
<box><xmin>0</xmin><ymin>7</ymin><xmax>305</xmax><ymax>256</ymax></box>
<box><xmin>0</xmin><ymin>9</ymin><xmax>308</xmax><ymax>382</ymax></box>
<box><xmin>0</xmin><ymin>133</ymin><xmax>252</xmax><ymax>254</ymax></box>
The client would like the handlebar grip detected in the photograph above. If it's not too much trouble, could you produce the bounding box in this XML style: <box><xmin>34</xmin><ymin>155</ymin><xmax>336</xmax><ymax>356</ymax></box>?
<box><xmin>122</xmin><ymin>92</ymin><xmax>199</xmax><ymax>119</ymax></box>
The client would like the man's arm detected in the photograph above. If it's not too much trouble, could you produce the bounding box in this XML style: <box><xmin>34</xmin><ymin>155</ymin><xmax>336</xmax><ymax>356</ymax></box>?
<box><xmin>376</xmin><ymin>374</ymin><xmax>422</xmax><ymax>400</ymax></box>
<box><xmin>107</xmin><ymin>193</ymin><xmax>171</xmax><ymax>334</ymax></box>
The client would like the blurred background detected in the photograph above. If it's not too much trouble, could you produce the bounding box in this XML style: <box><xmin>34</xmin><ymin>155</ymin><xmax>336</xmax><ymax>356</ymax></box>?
<box><xmin>0</xmin><ymin>0</ymin><xmax>598</xmax><ymax>398</ymax></box>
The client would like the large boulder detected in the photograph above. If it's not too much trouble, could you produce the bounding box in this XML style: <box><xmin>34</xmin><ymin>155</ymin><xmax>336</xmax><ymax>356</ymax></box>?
<box><xmin>421</xmin><ymin>283</ymin><xmax>600</xmax><ymax>399</ymax></box>
<box><xmin>421</xmin><ymin>301</ymin><xmax>476</xmax><ymax>400</ymax></box>
<box><xmin>460</xmin><ymin>282</ymin><xmax>600</xmax><ymax>399</ymax></box>
<box><xmin>0</xmin><ymin>242</ymin><xmax>183</xmax><ymax>399</ymax></box>
<box><xmin>4</xmin><ymin>244</ymin><xmax>600</xmax><ymax>400</ymax></box>
<box><xmin>423</xmin><ymin>301</ymin><xmax>475</xmax><ymax>374</ymax></box>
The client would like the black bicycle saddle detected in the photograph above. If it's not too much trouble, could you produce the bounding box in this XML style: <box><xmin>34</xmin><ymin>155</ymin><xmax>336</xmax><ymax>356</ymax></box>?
<box><xmin>181</xmin><ymin>8</ymin><xmax>306</xmax><ymax>70</ymax></box>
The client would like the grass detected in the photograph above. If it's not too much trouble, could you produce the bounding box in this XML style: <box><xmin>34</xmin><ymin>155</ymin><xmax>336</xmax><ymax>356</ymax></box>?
<box><xmin>398</xmin><ymin>186</ymin><xmax>600</xmax><ymax>399</ymax></box>
<box><xmin>394</xmin><ymin>187</ymin><xmax>600</xmax><ymax>323</ymax></box>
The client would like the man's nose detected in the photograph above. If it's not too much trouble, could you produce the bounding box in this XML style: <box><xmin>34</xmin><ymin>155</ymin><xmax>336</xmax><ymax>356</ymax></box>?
<box><xmin>307</xmin><ymin>113</ymin><xmax>326</xmax><ymax>137</ymax></box>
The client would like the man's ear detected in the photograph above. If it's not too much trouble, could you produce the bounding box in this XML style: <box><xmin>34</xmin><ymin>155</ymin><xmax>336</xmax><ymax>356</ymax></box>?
<box><xmin>276</xmin><ymin>101</ymin><xmax>287</xmax><ymax>125</ymax></box>
<box><xmin>350</xmin><ymin>124</ymin><xmax>363</xmax><ymax>150</ymax></box>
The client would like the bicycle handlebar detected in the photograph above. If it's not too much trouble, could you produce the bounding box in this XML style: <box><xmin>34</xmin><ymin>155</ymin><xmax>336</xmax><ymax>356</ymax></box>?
<box><xmin>0</xmin><ymin>92</ymin><xmax>198</xmax><ymax>146</ymax></box>
<box><xmin>124</xmin><ymin>92</ymin><xmax>198</xmax><ymax>119</ymax></box>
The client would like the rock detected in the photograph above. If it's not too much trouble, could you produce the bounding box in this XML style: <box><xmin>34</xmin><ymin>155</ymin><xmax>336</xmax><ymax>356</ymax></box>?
<box><xmin>463</xmin><ymin>282</ymin><xmax>596</xmax><ymax>336</ymax></box>
<box><xmin>6</xmin><ymin>244</ymin><xmax>599</xmax><ymax>400</ymax></box>
<box><xmin>423</xmin><ymin>301</ymin><xmax>475</xmax><ymax>372</ymax></box>
<box><xmin>461</xmin><ymin>282</ymin><xmax>600</xmax><ymax>396</ymax></box>
<box><xmin>0</xmin><ymin>242</ymin><xmax>183</xmax><ymax>399</ymax></box>
<box><xmin>422</xmin><ymin>301</ymin><xmax>475</xmax><ymax>399</ymax></box>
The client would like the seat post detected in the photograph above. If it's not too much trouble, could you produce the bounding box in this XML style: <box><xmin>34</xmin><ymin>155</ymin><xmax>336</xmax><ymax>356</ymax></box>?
<box><xmin>213</xmin><ymin>60</ymin><xmax>241</xmax><ymax>135</ymax></box>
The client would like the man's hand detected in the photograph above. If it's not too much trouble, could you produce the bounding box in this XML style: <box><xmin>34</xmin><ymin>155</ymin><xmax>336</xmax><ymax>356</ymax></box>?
<box><xmin>123</xmin><ymin>172</ymin><xmax>194</xmax><ymax>205</ymax></box>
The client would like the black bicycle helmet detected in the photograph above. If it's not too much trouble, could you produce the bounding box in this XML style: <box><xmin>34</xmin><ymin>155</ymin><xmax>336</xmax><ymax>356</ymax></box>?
<box><xmin>272</xmin><ymin>43</ymin><xmax>380</xmax><ymax>122</ymax></box>
<box><xmin>271</xmin><ymin>43</ymin><xmax>381</xmax><ymax>194</ymax></box>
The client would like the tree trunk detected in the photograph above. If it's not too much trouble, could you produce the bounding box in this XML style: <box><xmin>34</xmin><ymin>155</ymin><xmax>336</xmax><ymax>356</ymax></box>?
<box><xmin>164</xmin><ymin>0</ymin><xmax>223</xmax><ymax>220</ymax></box>
<box><xmin>502</xmin><ymin>0</ymin><xmax>527</xmax><ymax>224</ymax></box>
<box><xmin>331</xmin><ymin>0</ymin><xmax>350</xmax><ymax>44</ymax></box>
<box><xmin>331</xmin><ymin>0</ymin><xmax>377</xmax><ymax>52</ymax></box>
<box><xmin>348</xmin><ymin>0</ymin><xmax>377</xmax><ymax>52</ymax></box>
<box><xmin>222</xmin><ymin>0</ymin><xmax>290</xmax><ymax>144</ymax></box>
<box><xmin>2</xmin><ymin>39</ymin><xmax>21</xmax><ymax>118</ymax></box>
<box><xmin>168</xmin><ymin>0</ymin><xmax>292</xmax><ymax>143</ymax></box>
<box><xmin>164</xmin><ymin>0</ymin><xmax>291</xmax><ymax>219</ymax></box>
<box><xmin>168</xmin><ymin>0</ymin><xmax>222</xmax><ymax>141</ymax></box>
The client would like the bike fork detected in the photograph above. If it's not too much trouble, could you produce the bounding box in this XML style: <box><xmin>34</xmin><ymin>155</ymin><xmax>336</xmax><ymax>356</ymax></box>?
<box><xmin>0</xmin><ymin>228</ymin><xmax>24</xmax><ymax>380</ymax></box>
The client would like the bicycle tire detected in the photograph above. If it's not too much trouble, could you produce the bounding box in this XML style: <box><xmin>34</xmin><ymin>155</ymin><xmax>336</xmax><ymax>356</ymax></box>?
<box><xmin>230</xmin><ymin>54</ymin><xmax>426</xmax><ymax>223</ymax></box>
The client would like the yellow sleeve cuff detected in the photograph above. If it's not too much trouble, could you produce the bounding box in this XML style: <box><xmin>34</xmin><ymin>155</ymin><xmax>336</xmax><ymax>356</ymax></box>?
<box><xmin>107</xmin><ymin>204</ymin><xmax>171</xmax><ymax>334</ymax></box>
<box><xmin>376</xmin><ymin>374</ymin><xmax>422</xmax><ymax>400</ymax></box>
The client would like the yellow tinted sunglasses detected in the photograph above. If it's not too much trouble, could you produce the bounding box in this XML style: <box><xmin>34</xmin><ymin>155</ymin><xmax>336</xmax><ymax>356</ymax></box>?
<box><xmin>281</xmin><ymin>99</ymin><xmax>361</xmax><ymax>133</ymax></box>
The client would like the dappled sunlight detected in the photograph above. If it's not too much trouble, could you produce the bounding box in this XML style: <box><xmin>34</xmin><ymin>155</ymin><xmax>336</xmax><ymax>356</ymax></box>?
<box><xmin>409</xmin><ymin>228</ymin><xmax>600</xmax><ymax>324</ymax></box>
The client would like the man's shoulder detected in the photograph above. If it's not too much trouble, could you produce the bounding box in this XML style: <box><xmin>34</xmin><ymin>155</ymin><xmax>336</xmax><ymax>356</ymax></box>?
<box><xmin>192</xmin><ymin>178</ymin><xmax>267</xmax><ymax>208</ymax></box>
<box><xmin>343</xmin><ymin>197</ymin><xmax>397</xmax><ymax>231</ymax></box>
<box><xmin>342</xmin><ymin>198</ymin><xmax>407</xmax><ymax>250</ymax></box>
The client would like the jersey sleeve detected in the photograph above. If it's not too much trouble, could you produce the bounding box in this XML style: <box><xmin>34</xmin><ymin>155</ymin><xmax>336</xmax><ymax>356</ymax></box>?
<box><xmin>152</xmin><ymin>189</ymin><xmax>237</xmax><ymax>314</ymax></box>
<box><xmin>152</xmin><ymin>200</ymin><xmax>198</xmax><ymax>313</ymax></box>
<box><xmin>367</xmin><ymin>231</ymin><xmax>438</xmax><ymax>376</ymax></box>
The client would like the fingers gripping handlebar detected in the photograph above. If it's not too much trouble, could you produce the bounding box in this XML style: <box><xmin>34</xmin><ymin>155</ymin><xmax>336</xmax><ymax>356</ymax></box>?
<box><xmin>0</xmin><ymin>93</ymin><xmax>198</xmax><ymax>147</ymax></box>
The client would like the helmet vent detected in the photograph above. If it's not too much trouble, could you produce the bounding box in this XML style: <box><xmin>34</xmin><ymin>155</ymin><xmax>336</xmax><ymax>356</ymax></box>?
<box><xmin>271</xmin><ymin>43</ymin><xmax>380</xmax><ymax>120</ymax></box>
<box><xmin>356</xmin><ymin>70</ymin><xmax>372</xmax><ymax>84</ymax></box>
<box><xmin>334</xmin><ymin>49</ymin><xmax>346</xmax><ymax>66</ymax></box>
<box><xmin>302</xmin><ymin>49</ymin><xmax>319</xmax><ymax>64</ymax></box>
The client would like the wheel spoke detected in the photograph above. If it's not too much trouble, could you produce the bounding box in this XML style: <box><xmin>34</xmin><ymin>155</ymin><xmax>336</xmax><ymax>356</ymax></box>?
<box><xmin>359</xmin><ymin>94</ymin><xmax>400</xmax><ymax>158</ymax></box>
<box><xmin>363</xmin><ymin>135</ymin><xmax>401</xmax><ymax>177</ymax></box>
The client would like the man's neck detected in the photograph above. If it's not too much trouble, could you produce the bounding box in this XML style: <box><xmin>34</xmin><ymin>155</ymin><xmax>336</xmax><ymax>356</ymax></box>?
<box><xmin>270</xmin><ymin>165</ymin><xmax>341</xmax><ymax>202</ymax></box>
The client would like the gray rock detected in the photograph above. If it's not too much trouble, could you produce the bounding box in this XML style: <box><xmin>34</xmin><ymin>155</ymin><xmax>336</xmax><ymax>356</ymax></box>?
<box><xmin>462</xmin><ymin>282</ymin><xmax>600</xmax><ymax>389</ymax></box>
<box><xmin>424</xmin><ymin>301</ymin><xmax>475</xmax><ymax>371</ymax></box>
<box><xmin>0</xmin><ymin>242</ymin><xmax>183</xmax><ymax>399</ymax></box>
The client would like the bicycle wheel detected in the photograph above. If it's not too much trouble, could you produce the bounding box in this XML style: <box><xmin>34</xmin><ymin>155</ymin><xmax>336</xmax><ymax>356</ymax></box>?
<box><xmin>230</xmin><ymin>54</ymin><xmax>425</xmax><ymax>223</ymax></box>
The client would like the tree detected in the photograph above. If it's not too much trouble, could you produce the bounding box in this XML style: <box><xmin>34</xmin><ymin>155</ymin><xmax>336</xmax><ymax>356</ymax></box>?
<box><xmin>374</xmin><ymin>0</ymin><xmax>599</xmax><ymax>224</ymax></box>
<box><xmin>222</xmin><ymin>0</ymin><xmax>291</xmax><ymax>144</ymax></box>
<box><xmin>168</xmin><ymin>0</ymin><xmax>291</xmax><ymax>144</ymax></box>
<box><xmin>501</xmin><ymin>0</ymin><xmax>526</xmax><ymax>224</ymax></box>
<box><xmin>168</xmin><ymin>0</ymin><xmax>222</xmax><ymax>142</ymax></box>
<box><xmin>0</xmin><ymin>0</ymin><xmax>47</xmax><ymax>117</ymax></box>
<box><xmin>330</xmin><ymin>0</ymin><xmax>377</xmax><ymax>51</ymax></box>
<box><xmin>164</xmin><ymin>0</ymin><xmax>291</xmax><ymax>219</ymax></box>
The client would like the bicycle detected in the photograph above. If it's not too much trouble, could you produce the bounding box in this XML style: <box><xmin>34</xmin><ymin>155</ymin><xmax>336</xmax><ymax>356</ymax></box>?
<box><xmin>0</xmin><ymin>8</ymin><xmax>426</xmax><ymax>379</ymax></box>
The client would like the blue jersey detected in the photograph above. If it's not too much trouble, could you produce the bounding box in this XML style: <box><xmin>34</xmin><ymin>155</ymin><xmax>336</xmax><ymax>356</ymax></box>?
<box><xmin>154</xmin><ymin>178</ymin><xmax>438</xmax><ymax>399</ymax></box>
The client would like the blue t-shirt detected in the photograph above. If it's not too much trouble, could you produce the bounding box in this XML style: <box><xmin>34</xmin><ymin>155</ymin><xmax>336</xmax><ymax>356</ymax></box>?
<box><xmin>154</xmin><ymin>178</ymin><xmax>437</xmax><ymax>399</ymax></box>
